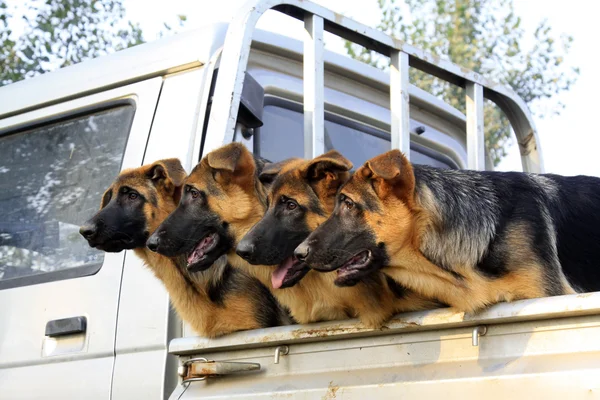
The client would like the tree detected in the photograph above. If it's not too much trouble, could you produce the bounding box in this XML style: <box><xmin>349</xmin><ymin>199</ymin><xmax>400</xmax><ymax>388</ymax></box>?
<box><xmin>0</xmin><ymin>1</ymin><xmax>186</xmax><ymax>278</ymax></box>
<box><xmin>345</xmin><ymin>0</ymin><xmax>579</xmax><ymax>165</ymax></box>
<box><xmin>0</xmin><ymin>0</ymin><xmax>185</xmax><ymax>87</ymax></box>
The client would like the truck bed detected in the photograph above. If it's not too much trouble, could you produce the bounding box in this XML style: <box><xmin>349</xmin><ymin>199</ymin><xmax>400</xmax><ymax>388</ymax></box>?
<box><xmin>170</xmin><ymin>292</ymin><xmax>600</xmax><ymax>399</ymax></box>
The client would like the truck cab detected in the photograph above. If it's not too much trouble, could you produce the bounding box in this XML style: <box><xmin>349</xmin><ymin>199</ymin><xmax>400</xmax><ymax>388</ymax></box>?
<box><xmin>0</xmin><ymin>1</ymin><xmax>597</xmax><ymax>399</ymax></box>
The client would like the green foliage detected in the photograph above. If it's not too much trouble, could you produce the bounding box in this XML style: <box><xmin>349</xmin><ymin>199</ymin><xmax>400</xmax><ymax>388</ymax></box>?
<box><xmin>160</xmin><ymin>14</ymin><xmax>187</xmax><ymax>38</ymax></box>
<box><xmin>345</xmin><ymin>0</ymin><xmax>579</xmax><ymax>165</ymax></box>
<box><xmin>1</xmin><ymin>1</ymin><xmax>22</xmax><ymax>85</ymax></box>
<box><xmin>1</xmin><ymin>0</ymin><xmax>147</xmax><ymax>86</ymax></box>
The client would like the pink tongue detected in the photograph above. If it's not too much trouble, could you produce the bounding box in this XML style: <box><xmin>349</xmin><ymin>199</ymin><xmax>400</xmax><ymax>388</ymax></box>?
<box><xmin>187</xmin><ymin>236</ymin><xmax>210</xmax><ymax>265</ymax></box>
<box><xmin>271</xmin><ymin>257</ymin><xmax>294</xmax><ymax>289</ymax></box>
<box><xmin>187</xmin><ymin>248</ymin><xmax>202</xmax><ymax>265</ymax></box>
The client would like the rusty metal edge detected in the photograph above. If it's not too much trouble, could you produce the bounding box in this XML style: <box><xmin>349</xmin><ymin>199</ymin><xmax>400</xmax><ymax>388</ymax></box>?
<box><xmin>169</xmin><ymin>291</ymin><xmax>600</xmax><ymax>355</ymax></box>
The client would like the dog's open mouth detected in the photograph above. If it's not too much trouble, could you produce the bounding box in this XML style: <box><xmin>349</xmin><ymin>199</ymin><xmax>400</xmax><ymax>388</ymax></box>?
<box><xmin>271</xmin><ymin>256</ymin><xmax>310</xmax><ymax>289</ymax></box>
<box><xmin>187</xmin><ymin>232</ymin><xmax>219</xmax><ymax>270</ymax></box>
<box><xmin>334</xmin><ymin>250</ymin><xmax>372</xmax><ymax>286</ymax></box>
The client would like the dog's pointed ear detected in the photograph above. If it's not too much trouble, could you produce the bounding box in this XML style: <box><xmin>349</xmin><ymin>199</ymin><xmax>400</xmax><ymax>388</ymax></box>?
<box><xmin>206</xmin><ymin>143</ymin><xmax>255</xmax><ymax>185</ymax></box>
<box><xmin>259</xmin><ymin>158</ymin><xmax>299</xmax><ymax>186</ymax></box>
<box><xmin>301</xmin><ymin>151</ymin><xmax>353</xmax><ymax>205</ymax></box>
<box><xmin>301</xmin><ymin>150</ymin><xmax>353</xmax><ymax>182</ymax></box>
<box><xmin>147</xmin><ymin>158</ymin><xmax>186</xmax><ymax>186</ymax></box>
<box><xmin>146</xmin><ymin>158</ymin><xmax>187</xmax><ymax>203</ymax></box>
<box><xmin>361</xmin><ymin>150</ymin><xmax>415</xmax><ymax>203</ymax></box>
<box><xmin>100</xmin><ymin>187</ymin><xmax>113</xmax><ymax>209</ymax></box>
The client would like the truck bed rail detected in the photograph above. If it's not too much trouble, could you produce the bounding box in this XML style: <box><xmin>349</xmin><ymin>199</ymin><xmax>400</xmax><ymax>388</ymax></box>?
<box><xmin>203</xmin><ymin>0</ymin><xmax>543</xmax><ymax>172</ymax></box>
<box><xmin>170</xmin><ymin>292</ymin><xmax>599</xmax><ymax>355</ymax></box>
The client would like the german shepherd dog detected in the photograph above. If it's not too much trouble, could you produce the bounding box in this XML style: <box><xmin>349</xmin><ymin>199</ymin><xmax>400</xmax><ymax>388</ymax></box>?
<box><xmin>149</xmin><ymin>144</ymin><xmax>437</xmax><ymax>327</ymax></box>
<box><xmin>79</xmin><ymin>159</ymin><xmax>291</xmax><ymax>337</ymax></box>
<box><xmin>236</xmin><ymin>149</ymin><xmax>441</xmax><ymax>327</ymax></box>
<box><xmin>296</xmin><ymin>149</ymin><xmax>600</xmax><ymax>313</ymax></box>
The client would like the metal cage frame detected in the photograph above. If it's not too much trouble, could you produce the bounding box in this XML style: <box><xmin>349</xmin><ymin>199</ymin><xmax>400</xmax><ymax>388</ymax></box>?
<box><xmin>203</xmin><ymin>0</ymin><xmax>543</xmax><ymax>173</ymax></box>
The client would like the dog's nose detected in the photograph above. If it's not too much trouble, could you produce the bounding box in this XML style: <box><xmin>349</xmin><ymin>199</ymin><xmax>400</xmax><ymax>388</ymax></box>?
<box><xmin>294</xmin><ymin>242</ymin><xmax>310</xmax><ymax>262</ymax></box>
<box><xmin>79</xmin><ymin>224</ymin><xmax>97</xmax><ymax>240</ymax></box>
<box><xmin>146</xmin><ymin>234</ymin><xmax>160</xmax><ymax>252</ymax></box>
<box><xmin>236</xmin><ymin>238</ymin><xmax>256</xmax><ymax>261</ymax></box>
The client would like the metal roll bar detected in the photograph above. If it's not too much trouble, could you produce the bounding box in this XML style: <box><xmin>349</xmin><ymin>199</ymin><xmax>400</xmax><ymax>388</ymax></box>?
<box><xmin>203</xmin><ymin>0</ymin><xmax>543</xmax><ymax>172</ymax></box>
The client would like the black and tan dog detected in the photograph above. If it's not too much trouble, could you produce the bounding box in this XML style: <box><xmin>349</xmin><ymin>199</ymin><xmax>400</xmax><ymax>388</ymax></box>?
<box><xmin>296</xmin><ymin>149</ymin><xmax>600</xmax><ymax>313</ymax></box>
<box><xmin>236</xmin><ymin>150</ymin><xmax>442</xmax><ymax>326</ymax></box>
<box><xmin>79</xmin><ymin>159</ymin><xmax>291</xmax><ymax>337</ymax></box>
<box><xmin>149</xmin><ymin>144</ymin><xmax>436</xmax><ymax>327</ymax></box>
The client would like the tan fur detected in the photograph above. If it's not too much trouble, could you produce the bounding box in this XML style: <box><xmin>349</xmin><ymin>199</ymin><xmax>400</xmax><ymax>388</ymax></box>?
<box><xmin>103</xmin><ymin>160</ymin><xmax>270</xmax><ymax>337</ymax></box>
<box><xmin>134</xmin><ymin>249</ymin><xmax>259</xmax><ymax>337</ymax></box>
<box><xmin>186</xmin><ymin>146</ymin><xmax>267</xmax><ymax>248</ymax></box>
<box><xmin>197</xmin><ymin>147</ymin><xmax>440</xmax><ymax>327</ymax></box>
<box><xmin>347</xmin><ymin>151</ymin><xmax>575</xmax><ymax>313</ymax></box>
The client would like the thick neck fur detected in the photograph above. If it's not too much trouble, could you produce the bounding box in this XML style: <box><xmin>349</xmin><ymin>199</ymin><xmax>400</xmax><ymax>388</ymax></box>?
<box><xmin>382</xmin><ymin>165</ymin><xmax>562</xmax><ymax>312</ymax></box>
<box><xmin>225</xmin><ymin>170</ymin><xmax>354</xmax><ymax>324</ymax></box>
<box><xmin>412</xmin><ymin>165</ymin><xmax>499</xmax><ymax>271</ymax></box>
<box><xmin>227</xmin><ymin>252</ymin><xmax>356</xmax><ymax>324</ymax></box>
<box><xmin>133</xmin><ymin>247</ymin><xmax>227</xmax><ymax>337</ymax></box>
<box><xmin>226</xmin><ymin>168</ymin><xmax>414</xmax><ymax>327</ymax></box>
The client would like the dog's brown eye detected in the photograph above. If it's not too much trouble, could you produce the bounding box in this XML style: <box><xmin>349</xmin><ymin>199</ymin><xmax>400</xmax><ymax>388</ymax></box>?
<box><xmin>190</xmin><ymin>189</ymin><xmax>200</xmax><ymax>199</ymax></box>
<box><xmin>344</xmin><ymin>198</ymin><xmax>354</xmax><ymax>210</ymax></box>
<box><xmin>286</xmin><ymin>201</ymin><xmax>297</xmax><ymax>210</ymax></box>
<box><xmin>128</xmin><ymin>192</ymin><xmax>138</xmax><ymax>200</ymax></box>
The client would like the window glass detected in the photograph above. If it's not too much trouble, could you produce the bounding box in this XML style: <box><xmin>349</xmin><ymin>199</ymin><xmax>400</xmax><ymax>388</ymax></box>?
<box><xmin>257</xmin><ymin>104</ymin><xmax>456</xmax><ymax>169</ymax></box>
<box><xmin>0</xmin><ymin>105</ymin><xmax>134</xmax><ymax>284</ymax></box>
<box><xmin>256</xmin><ymin>106</ymin><xmax>304</xmax><ymax>161</ymax></box>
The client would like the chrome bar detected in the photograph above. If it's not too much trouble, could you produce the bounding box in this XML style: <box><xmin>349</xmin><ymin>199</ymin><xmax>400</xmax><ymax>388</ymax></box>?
<box><xmin>207</xmin><ymin>0</ymin><xmax>543</xmax><ymax>172</ymax></box>
<box><xmin>273</xmin><ymin>345</ymin><xmax>289</xmax><ymax>364</ymax></box>
<box><xmin>390</xmin><ymin>50</ymin><xmax>410</xmax><ymax>157</ymax></box>
<box><xmin>303</xmin><ymin>13</ymin><xmax>325</xmax><ymax>158</ymax></box>
<box><xmin>472</xmin><ymin>325</ymin><xmax>487</xmax><ymax>347</ymax></box>
<box><xmin>466</xmin><ymin>82</ymin><xmax>485</xmax><ymax>170</ymax></box>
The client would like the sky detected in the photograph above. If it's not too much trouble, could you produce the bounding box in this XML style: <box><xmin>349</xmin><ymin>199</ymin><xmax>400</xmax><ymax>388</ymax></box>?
<box><xmin>125</xmin><ymin>1</ymin><xmax>599</xmax><ymax>176</ymax></box>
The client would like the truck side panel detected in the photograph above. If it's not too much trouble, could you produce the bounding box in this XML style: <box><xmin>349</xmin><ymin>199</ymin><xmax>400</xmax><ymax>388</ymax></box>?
<box><xmin>176</xmin><ymin>314</ymin><xmax>600</xmax><ymax>398</ymax></box>
<box><xmin>111</xmin><ymin>68</ymin><xmax>208</xmax><ymax>400</ymax></box>
<box><xmin>0</xmin><ymin>79</ymin><xmax>161</xmax><ymax>399</ymax></box>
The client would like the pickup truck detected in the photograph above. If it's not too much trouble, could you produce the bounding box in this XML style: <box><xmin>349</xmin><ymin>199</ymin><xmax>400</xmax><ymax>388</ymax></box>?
<box><xmin>1</xmin><ymin>1</ymin><xmax>598</xmax><ymax>399</ymax></box>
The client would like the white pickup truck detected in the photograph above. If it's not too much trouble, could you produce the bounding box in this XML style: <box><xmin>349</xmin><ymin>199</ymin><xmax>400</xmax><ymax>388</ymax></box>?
<box><xmin>1</xmin><ymin>1</ymin><xmax>598</xmax><ymax>399</ymax></box>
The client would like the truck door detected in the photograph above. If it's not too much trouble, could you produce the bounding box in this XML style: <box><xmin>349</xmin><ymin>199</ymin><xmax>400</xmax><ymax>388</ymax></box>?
<box><xmin>0</xmin><ymin>78</ymin><xmax>162</xmax><ymax>399</ymax></box>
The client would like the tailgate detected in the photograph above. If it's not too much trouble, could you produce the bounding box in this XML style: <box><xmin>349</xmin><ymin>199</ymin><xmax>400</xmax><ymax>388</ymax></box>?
<box><xmin>169</xmin><ymin>293</ymin><xmax>600</xmax><ymax>399</ymax></box>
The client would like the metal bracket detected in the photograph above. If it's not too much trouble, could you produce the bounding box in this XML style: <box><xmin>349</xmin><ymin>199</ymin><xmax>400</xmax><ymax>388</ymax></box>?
<box><xmin>274</xmin><ymin>345</ymin><xmax>289</xmax><ymax>364</ymax></box>
<box><xmin>472</xmin><ymin>325</ymin><xmax>488</xmax><ymax>347</ymax></box>
<box><xmin>178</xmin><ymin>357</ymin><xmax>260</xmax><ymax>383</ymax></box>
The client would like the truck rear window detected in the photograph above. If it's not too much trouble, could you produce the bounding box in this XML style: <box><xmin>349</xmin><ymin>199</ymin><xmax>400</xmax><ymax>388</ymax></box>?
<box><xmin>256</xmin><ymin>104</ymin><xmax>457</xmax><ymax>169</ymax></box>
<box><xmin>0</xmin><ymin>105</ymin><xmax>134</xmax><ymax>288</ymax></box>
